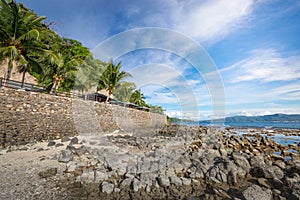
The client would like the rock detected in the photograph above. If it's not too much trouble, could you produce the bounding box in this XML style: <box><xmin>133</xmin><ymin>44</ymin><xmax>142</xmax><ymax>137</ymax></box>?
<box><xmin>55</xmin><ymin>143</ymin><xmax>64</xmax><ymax>147</ymax></box>
<box><xmin>38</xmin><ymin>167</ymin><xmax>57</xmax><ymax>178</ymax></box>
<box><xmin>101</xmin><ymin>182</ymin><xmax>114</xmax><ymax>194</ymax></box>
<box><xmin>47</xmin><ymin>141</ymin><xmax>56</xmax><ymax>147</ymax></box>
<box><xmin>291</xmin><ymin>181</ymin><xmax>300</xmax><ymax>199</ymax></box>
<box><xmin>250</xmin><ymin>166</ymin><xmax>265</xmax><ymax>178</ymax></box>
<box><xmin>132</xmin><ymin>178</ymin><xmax>143</xmax><ymax>192</ymax></box>
<box><xmin>75</xmin><ymin>145</ymin><xmax>88</xmax><ymax>156</ymax></box>
<box><xmin>80</xmin><ymin>170</ymin><xmax>95</xmax><ymax>183</ymax></box>
<box><xmin>242</xmin><ymin>184</ymin><xmax>272</xmax><ymax>200</ymax></box>
<box><xmin>249</xmin><ymin>155</ymin><xmax>265</xmax><ymax>167</ymax></box>
<box><xmin>157</xmin><ymin>175</ymin><xmax>170</xmax><ymax>187</ymax></box>
<box><xmin>181</xmin><ymin>177</ymin><xmax>191</xmax><ymax>185</ymax></box>
<box><xmin>70</xmin><ymin>137</ymin><xmax>79</xmax><ymax>145</ymax></box>
<box><xmin>228</xmin><ymin>170</ymin><xmax>237</xmax><ymax>186</ymax></box>
<box><xmin>95</xmin><ymin>170</ymin><xmax>109</xmax><ymax>182</ymax></box>
<box><xmin>120</xmin><ymin>177</ymin><xmax>132</xmax><ymax>189</ymax></box>
<box><xmin>169</xmin><ymin>174</ymin><xmax>182</xmax><ymax>186</ymax></box>
<box><xmin>58</xmin><ymin>150</ymin><xmax>73</xmax><ymax>163</ymax></box>
<box><xmin>273</xmin><ymin>160</ymin><xmax>285</xmax><ymax>170</ymax></box>
<box><xmin>66</xmin><ymin>163</ymin><xmax>77</xmax><ymax>172</ymax></box>
<box><xmin>66</xmin><ymin>145</ymin><xmax>76</xmax><ymax>151</ymax></box>
<box><xmin>258</xmin><ymin>178</ymin><xmax>271</xmax><ymax>189</ymax></box>
<box><xmin>18</xmin><ymin>147</ymin><xmax>28</xmax><ymax>151</ymax></box>
<box><xmin>232</xmin><ymin>153</ymin><xmax>251</xmax><ymax>172</ymax></box>
<box><xmin>61</xmin><ymin>137</ymin><xmax>71</xmax><ymax>142</ymax></box>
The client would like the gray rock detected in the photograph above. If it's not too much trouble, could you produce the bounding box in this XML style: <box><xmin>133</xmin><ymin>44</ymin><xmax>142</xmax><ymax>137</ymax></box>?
<box><xmin>55</xmin><ymin>143</ymin><xmax>64</xmax><ymax>147</ymax></box>
<box><xmin>120</xmin><ymin>177</ymin><xmax>133</xmax><ymax>188</ymax></box>
<box><xmin>101</xmin><ymin>182</ymin><xmax>114</xmax><ymax>194</ymax></box>
<box><xmin>58</xmin><ymin>150</ymin><xmax>73</xmax><ymax>163</ymax></box>
<box><xmin>169</xmin><ymin>174</ymin><xmax>182</xmax><ymax>186</ymax></box>
<box><xmin>242</xmin><ymin>184</ymin><xmax>272</xmax><ymax>200</ymax></box>
<box><xmin>38</xmin><ymin>167</ymin><xmax>57</xmax><ymax>178</ymax></box>
<box><xmin>61</xmin><ymin>136</ymin><xmax>71</xmax><ymax>142</ymax></box>
<box><xmin>157</xmin><ymin>175</ymin><xmax>170</xmax><ymax>187</ymax></box>
<box><xmin>70</xmin><ymin>137</ymin><xmax>79</xmax><ymax>145</ymax></box>
<box><xmin>132</xmin><ymin>178</ymin><xmax>143</xmax><ymax>192</ymax></box>
<box><xmin>81</xmin><ymin>170</ymin><xmax>95</xmax><ymax>183</ymax></box>
<box><xmin>95</xmin><ymin>170</ymin><xmax>109</xmax><ymax>182</ymax></box>
<box><xmin>233</xmin><ymin>153</ymin><xmax>251</xmax><ymax>172</ymax></box>
<box><xmin>66</xmin><ymin>163</ymin><xmax>77</xmax><ymax>172</ymax></box>
<box><xmin>47</xmin><ymin>141</ymin><xmax>56</xmax><ymax>147</ymax></box>
<box><xmin>181</xmin><ymin>177</ymin><xmax>191</xmax><ymax>185</ymax></box>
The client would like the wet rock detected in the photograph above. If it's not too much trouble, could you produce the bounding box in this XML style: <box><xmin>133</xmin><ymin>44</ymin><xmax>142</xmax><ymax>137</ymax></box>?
<box><xmin>38</xmin><ymin>167</ymin><xmax>57</xmax><ymax>178</ymax></box>
<box><xmin>101</xmin><ymin>182</ymin><xmax>114</xmax><ymax>194</ymax></box>
<box><xmin>55</xmin><ymin>143</ymin><xmax>64</xmax><ymax>147</ymax></box>
<box><xmin>242</xmin><ymin>184</ymin><xmax>272</xmax><ymax>200</ymax></box>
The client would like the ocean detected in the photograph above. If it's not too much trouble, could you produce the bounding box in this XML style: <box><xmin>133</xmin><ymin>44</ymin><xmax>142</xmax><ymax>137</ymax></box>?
<box><xmin>175</xmin><ymin>121</ymin><xmax>300</xmax><ymax>129</ymax></box>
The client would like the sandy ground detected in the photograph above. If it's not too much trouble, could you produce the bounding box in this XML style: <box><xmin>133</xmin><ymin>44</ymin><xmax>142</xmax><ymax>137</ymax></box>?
<box><xmin>0</xmin><ymin>140</ymin><xmax>68</xmax><ymax>200</ymax></box>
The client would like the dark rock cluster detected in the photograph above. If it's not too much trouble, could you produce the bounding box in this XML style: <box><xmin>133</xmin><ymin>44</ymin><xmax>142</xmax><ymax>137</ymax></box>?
<box><xmin>51</xmin><ymin>125</ymin><xmax>300</xmax><ymax>199</ymax></box>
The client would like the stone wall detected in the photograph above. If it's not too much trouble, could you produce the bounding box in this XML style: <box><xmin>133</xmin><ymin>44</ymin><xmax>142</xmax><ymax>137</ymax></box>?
<box><xmin>0</xmin><ymin>89</ymin><xmax>166</xmax><ymax>147</ymax></box>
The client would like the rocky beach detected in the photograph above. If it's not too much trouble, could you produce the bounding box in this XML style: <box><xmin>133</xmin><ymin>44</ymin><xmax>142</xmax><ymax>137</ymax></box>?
<box><xmin>1</xmin><ymin>125</ymin><xmax>300</xmax><ymax>200</ymax></box>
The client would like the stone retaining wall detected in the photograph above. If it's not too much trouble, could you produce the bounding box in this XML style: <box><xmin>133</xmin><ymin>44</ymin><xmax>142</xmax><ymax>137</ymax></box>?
<box><xmin>0</xmin><ymin>89</ymin><xmax>166</xmax><ymax>148</ymax></box>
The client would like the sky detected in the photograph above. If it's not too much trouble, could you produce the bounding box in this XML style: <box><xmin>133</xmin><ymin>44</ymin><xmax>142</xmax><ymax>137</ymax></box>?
<box><xmin>17</xmin><ymin>0</ymin><xmax>300</xmax><ymax>120</ymax></box>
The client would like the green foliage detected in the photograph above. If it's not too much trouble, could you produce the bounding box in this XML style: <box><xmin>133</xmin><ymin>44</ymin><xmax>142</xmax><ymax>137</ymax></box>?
<box><xmin>74</xmin><ymin>55</ymin><xmax>106</xmax><ymax>92</ymax></box>
<box><xmin>113</xmin><ymin>81</ymin><xmax>136</xmax><ymax>102</ymax></box>
<box><xmin>0</xmin><ymin>1</ymin><xmax>166</xmax><ymax>113</ymax></box>
<box><xmin>147</xmin><ymin>105</ymin><xmax>165</xmax><ymax>115</ymax></box>
<box><xmin>0</xmin><ymin>0</ymin><xmax>54</xmax><ymax>81</ymax></box>
<box><xmin>98</xmin><ymin>61</ymin><xmax>131</xmax><ymax>102</ymax></box>
<box><xmin>130</xmin><ymin>89</ymin><xmax>146</xmax><ymax>106</ymax></box>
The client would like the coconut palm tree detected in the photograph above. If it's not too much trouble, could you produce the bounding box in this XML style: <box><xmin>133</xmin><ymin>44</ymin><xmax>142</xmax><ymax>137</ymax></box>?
<box><xmin>113</xmin><ymin>81</ymin><xmax>136</xmax><ymax>102</ymax></box>
<box><xmin>98</xmin><ymin>61</ymin><xmax>131</xmax><ymax>103</ymax></box>
<box><xmin>0</xmin><ymin>0</ymin><xmax>53</xmax><ymax>81</ymax></box>
<box><xmin>130</xmin><ymin>89</ymin><xmax>146</xmax><ymax>106</ymax></box>
<box><xmin>48</xmin><ymin>53</ymin><xmax>79</xmax><ymax>94</ymax></box>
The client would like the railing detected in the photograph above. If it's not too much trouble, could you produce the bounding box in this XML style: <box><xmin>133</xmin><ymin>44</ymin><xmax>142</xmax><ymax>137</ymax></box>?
<box><xmin>0</xmin><ymin>77</ymin><xmax>41</xmax><ymax>91</ymax></box>
<box><xmin>0</xmin><ymin>77</ymin><xmax>160</xmax><ymax>114</ymax></box>
<box><xmin>0</xmin><ymin>77</ymin><xmax>73</xmax><ymax>98</ymax></box>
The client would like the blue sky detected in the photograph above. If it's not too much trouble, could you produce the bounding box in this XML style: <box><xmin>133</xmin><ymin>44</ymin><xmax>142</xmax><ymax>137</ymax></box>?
<box><xmin>18</xmin><ymin>0</ymin><xmax>300</xmax><ymax>119</ymax></box>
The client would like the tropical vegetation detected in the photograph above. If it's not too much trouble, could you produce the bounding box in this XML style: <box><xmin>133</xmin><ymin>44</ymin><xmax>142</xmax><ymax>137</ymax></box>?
<box><xmin>0</xmin><ymin>0</ymin><xmax>165</xmax><ymax>114</ymax></box>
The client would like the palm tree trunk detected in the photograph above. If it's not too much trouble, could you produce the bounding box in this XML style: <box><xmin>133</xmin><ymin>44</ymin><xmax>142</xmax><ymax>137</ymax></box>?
<box><xmin>105</xmin><ymin>92</ymin><xmax>111</xmax><ymax>103</ymax></box>
<box><xmin>51</xmin><ymin>79</ymin><xmax>58</xmax><ymax>94</ymax></box>
<box><xmin>21</xmin><ymin>70</ymin><xmax>26</xmax><ymax>88</ymax></box>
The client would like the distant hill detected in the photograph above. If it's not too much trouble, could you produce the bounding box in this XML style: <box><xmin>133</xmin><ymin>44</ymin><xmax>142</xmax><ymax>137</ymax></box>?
<box><xmin>201</xmin><ymin>114</ymin><xmax>300</xmax><ymax>123</ymax></box>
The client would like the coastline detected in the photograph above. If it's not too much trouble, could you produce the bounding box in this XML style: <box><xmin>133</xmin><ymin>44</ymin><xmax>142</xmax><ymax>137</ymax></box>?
<box><xmin>1</xmin><ymin>125</ymin><xmax>300</xmax><ymax>199</ymax></box>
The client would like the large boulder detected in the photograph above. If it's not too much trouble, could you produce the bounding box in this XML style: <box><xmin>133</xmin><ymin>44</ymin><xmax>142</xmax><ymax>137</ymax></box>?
<box><xmin>242</xmin><ymin>184</ymin><xmax>272</xmax><ymax>200</ymax></box>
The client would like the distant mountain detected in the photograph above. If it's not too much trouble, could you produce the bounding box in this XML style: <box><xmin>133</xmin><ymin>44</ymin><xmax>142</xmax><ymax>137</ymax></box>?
<box><xmin>201</xmin><ymin>114</ymin><xmax>300</xmax><ymax>123</ymax></box>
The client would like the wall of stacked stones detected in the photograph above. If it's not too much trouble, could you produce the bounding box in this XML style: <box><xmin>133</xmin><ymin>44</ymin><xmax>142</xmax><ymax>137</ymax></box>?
<box><xmin>0</xmin><ymin>89</ymin><xmax>166</xmax><ymax>148</ymax></box>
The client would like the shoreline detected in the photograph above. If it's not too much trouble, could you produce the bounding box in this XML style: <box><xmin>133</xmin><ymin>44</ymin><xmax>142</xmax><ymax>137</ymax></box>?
<box><xmin>1</xmin><ymin>125</ymin><xmax>300</xmax><ymax>199</ymax></box>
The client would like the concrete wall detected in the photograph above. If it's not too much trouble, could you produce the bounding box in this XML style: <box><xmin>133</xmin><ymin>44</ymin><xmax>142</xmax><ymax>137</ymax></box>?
<box><xmin>0</xmin><ymin>89</ymin><xmax>166</xmax><ymax>148</ymax></box>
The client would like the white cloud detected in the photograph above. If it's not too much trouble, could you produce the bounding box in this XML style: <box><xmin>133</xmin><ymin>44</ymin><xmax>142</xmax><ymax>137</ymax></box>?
<box><xmin>173</xmin><ymin>0</ymin><xmax>254</xmax><ymax>42</ymax></box>
<box><xmin>222</xmin><ymin>48</ymin><xmax>300</xmax><ymax>83</ymax></box>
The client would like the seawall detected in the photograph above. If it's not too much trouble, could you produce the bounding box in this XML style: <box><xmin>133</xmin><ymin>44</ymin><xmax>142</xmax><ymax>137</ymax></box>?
<box><xmin>0</xmin><ymin>89</ymin><xmax>166</xmax><ymax>148</ymax></box>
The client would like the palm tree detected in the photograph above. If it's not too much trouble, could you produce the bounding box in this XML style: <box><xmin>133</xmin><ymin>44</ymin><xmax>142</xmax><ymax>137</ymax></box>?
<box><xmin>130</xmin><ymin>89</ymin><xmax>146</xmax><ymax>106</ymax></box>
<box><xmin>0</xmin><ymin>0</ymin><xmax>53</xmax><ymax>81</ymax></box>
<box><xmin>98</xmin><ymin>61</ymin><xmax>131</xmax><ymax>103</ymax></box>
<box><xmin>113</xmin><ymin>81</ymin><xmax>136</xmax><ymax>102</ymax></box>
<box><xmin>48</xmin><ymin>53</ymin><xmax>79</xmax><ymax>94</ymax></box>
